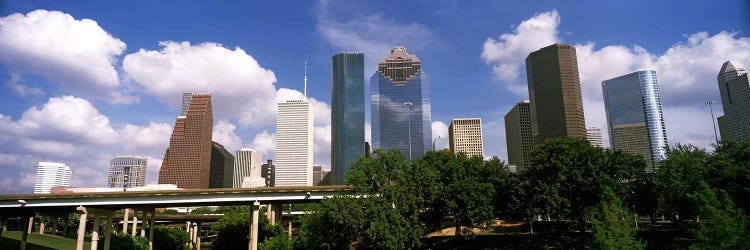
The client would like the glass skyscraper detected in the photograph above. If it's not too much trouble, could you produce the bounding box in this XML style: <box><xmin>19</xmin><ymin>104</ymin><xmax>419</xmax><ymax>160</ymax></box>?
<box><xmin>371</xmin><ymin>46</ymin><xmax>432</xmax><ymax>160</ymax></box>
<box><xmin>331</xmin><ymin>53</ymin><xmax>365</xmax><ymax>185</ymax></box>
<box><xmin>717</xmin><ymin>61</ymin><xmax>750</xmax><ymax>142</ymax></box>
<box><xmin>602</xmin><ymin>69</ymin><xmax>668</xmax><ymax>168</ymax></box>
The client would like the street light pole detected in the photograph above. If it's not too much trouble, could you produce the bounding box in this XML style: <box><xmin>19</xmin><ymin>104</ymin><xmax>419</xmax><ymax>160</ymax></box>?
<box><xmin>705</xmin><ymin>100</ymin><xmax>719</xmax><ymax>144</ymax></box>
<box><xmin>404</xmin><ymin>102</ymin><xmax>413</xmax><ymax>161</ymax></box>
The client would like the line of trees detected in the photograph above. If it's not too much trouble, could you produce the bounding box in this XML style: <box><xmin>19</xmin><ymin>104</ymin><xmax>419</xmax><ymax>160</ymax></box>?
<box><xmin>290</xmin><ymin>138</ymin><xmax>750</xmax><ymax>249</ymax></box>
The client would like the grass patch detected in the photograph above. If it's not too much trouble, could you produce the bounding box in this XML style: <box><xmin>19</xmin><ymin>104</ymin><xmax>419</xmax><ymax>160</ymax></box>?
<box><xmin>0</xmin><ymin>231</ymin><xmax>91</xmax><ymax>250</ymax></box>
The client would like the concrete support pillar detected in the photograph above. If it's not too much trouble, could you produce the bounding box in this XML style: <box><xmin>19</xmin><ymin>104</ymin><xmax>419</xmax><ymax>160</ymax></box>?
<box><xmin>187</xmin><ymin>222</ymin><xmax>193</xmax><ymax>249</ymax></box>
<box><xmin>249</xmin><ymin>201</ymin><xmax>260</xmax><ymax>250</ymax></box>
<box><xmin>91</xmin><ymin>216</ymin><xmax>100</xmax><ymax>250</ymax></box>
<box><xmin>287</xmin><ymin>221</ymin><xmax>292</xmax><ymax>239</ymax></box>
<box><xmin>266</xmin><ymin>204</ymin><xmax>272</xmax><ymax>222</ymax></box>
<box><xmin>27</xmin><ymin>216</ymin><xmax>34</xmax><ymax>234</ymax></box>
<box><xmin>273</xmin><ymin>205</ymin><xmax>282</xmax><ymax>226</ymax></box>
<box><xmin>104</xmin><ymin>217</ymin><xmax>112</xmax><ymax>250</ymax></box>
<box><xmin>148</xmin><ymin>210</ymin><xmax>155</xmax><ymax>250</ymax></box>
<box><xmin>196</xmin><ymin>222</ymin><xmax>202</xmax><ymax>250</ymax></box>
<box><xmin>76</xmin><ymin>209</ymin><xmax>89</xmax><ymax>250</ymax></box>
<box><xmin>122</xmin><ymin>209</ymin><xmax>129</xmax><ymax>233</ymax></box>
<box><xmin>131</xmin><ymin>216</ymin><xmax>138</xmax><ymax>237</ymax></box>
<box><xmin>20</xmin><ymin>216</ymin><xmax>29</xmax><ymax>250</ymax></box>
<box><xmin>191</xmin><ymin>223</ymin><xmax>198</xmax><ymax>250</ymax></box>
<box><xmin>0</xmin><ymin>216</ymin><xmax>4</xmax><ymax>237</ymax></box>
<box><xmin>39</xmin><ymin>221</ymin><xmax>45</xmax><ymax>235</ymax></box>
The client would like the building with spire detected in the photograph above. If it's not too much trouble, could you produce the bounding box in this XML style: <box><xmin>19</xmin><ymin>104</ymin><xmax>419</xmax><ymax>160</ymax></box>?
<box><xmin>331</xmin><ymin>52</ymin><xmax>365</xmax><ymax>185</ymax></box>
<box><xmin>275</xmin><ymin>65</ymin><xmax>314</xmax><ymax>187</ymax></box>
<box><xmin>371</xmin><ymin>46</ymin><xmax>432</xmax><ymax>160</ymax></box>
<box><xmin>717</xmin><ymin>61</ymin><xmax>750</xmax><ymax>142</ymax></box>
<box><xmin>158</xmin><ymin>93</ymin><xmax>213</xmax><ymax>189</ymax></box>
<box><xmin>603</xmin><ymin>69</ymin><xmax>668</xmax><ymax>168</ymax></box>
<box><xmin>526</xmin><ymin>44</ymin><xmax>586</xmax><ymax>146</ymax></box>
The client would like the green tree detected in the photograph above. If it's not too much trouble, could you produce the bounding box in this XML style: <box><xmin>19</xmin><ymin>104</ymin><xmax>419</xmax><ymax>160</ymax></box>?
<box><xmin>688</xmin><ymin>182</ymin><xmax>750</xmax><ymax>250</ymax></box>
<box><xmin>655</xmin><ymin>144</ymin><xmax>709</xmax><ymax>222</ymax></box>
<box><xmin>590</xmin><ymin>186</ymin><xmax>645</xmax><ymax>250</ymax></box>
<box><xmin>99</xmin><ymin>233</ymin><xmax>148</xmax><ymax>250</ymax></box>
<box><xmin>189</xmin><ymin>206</ymin><xmax>216</xmax><ymax>214</ymax></box>
<box><xmin>705</xmin><ymin>140</ymin><xmax>750</xmax><ymax>216</ymax></box>
<box><xmin>299</xmin><ymin>196</ymin><xmax>366</xmax><ymax>249</ymax></box>
<box><xmin>152</xmin><ymin>228</ymin><xmax>189</xmax><ymax>250</ymax></box>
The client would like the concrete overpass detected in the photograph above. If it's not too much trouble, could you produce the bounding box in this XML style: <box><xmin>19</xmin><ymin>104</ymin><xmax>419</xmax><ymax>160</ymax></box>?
<box><xmin>0</xmin><ymin>185</ymin><xmax>348</xmax><ymax>250</ymax></box>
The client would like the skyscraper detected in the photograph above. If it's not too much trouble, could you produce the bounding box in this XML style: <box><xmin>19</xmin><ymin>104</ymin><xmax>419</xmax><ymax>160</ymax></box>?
<box><xmin>505</xmin><ymin>100</ymin><xmax>533</xmax><ymax>172</ymax></box>
<box><xmin>312</xmin><ymin>165</ymin><xmax>330</xmax><ymax>186</ymax></box>
<box><xmin>34</xmin><ymin>162</ymin><xmax>72</xmax><ymax>194</ymax></box>
<box><xmin>449</xmin><ymin>118</ymin><xmax>484</xmax><ymax>158</ymax></box>
<box><xmin>717</xmin><ymin>61</ymin><xmax>750</xmax><ymax>142</ymax></box>
<box><xmin>586</xmin><ymin>127</ymin><xmax>604</xmax><ymax>148</ymax></box>
<box><xmin>603</xmin><ymin>69</ymin><xmax>668</xmax><ymax>168</ymax></box>
<box><xmin>371</xmin><ymin>46</ymin><xmax>432</xmax><ymax>160</ymax></box>
<box><xmin>275</xmin><ymin>99</ymin><xmax>314</xmax><ymax>187</ymax></box>
<box><xmin>107</xmin><ymin>156</ymin><xmax>147</xmax><ymax>189</ymax></box>
<box><xmin>209</xmin><ymin>141</ymin><xmax>234</xmax><ymax>188</ymax></box>
<box><xmin>432</xmin><ymin>136</ymin><xmax>449</xmax><ymax>152</ymax></box>
<box><xmin>526</xmin><ymin>44</ymin><xmax>586</xmax><ymax>146</ymax></box>
<box><xmin>261</xmin><ymin>160</ymin><xmax>275</xmax><ymax>187</ymax></box>
<box><xmin>233</xmin><ymin>149</ymin><xmax>263</xmax><ymax>188</ymax></box>
<box><xmin>331</xmin><ymin>52</ymin><xmax>365</xmax><ymax>185</ymax></box>
<box><xmin>158</xmin><ymin>93</ymin><xmax>213</xmax><ymax>189</ymax></box>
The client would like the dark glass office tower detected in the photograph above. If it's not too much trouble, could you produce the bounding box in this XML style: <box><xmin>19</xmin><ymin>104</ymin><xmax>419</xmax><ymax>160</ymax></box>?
<box><xmin>331</xmin><ymin>52</ymin><xmax>365</xmax><ymax>185</ymax></box>
<box><xmin>209</xmin><ymin>141</ymin><xmax>235</xmax><ymax>188</ymax></box>
<box><xmin>526</xmin><ymin>43</ymin><xmax>586</xmax><ymax>146</ymax></box>
<box><xmin>371</xmin><ymin>46</ymin><xmax>432</xmax><ymax>160</ymax></box>
<box><xmin>505</xmin><ymin>100</ymin><xmax>533</xmax><ymax>172</ymax></box>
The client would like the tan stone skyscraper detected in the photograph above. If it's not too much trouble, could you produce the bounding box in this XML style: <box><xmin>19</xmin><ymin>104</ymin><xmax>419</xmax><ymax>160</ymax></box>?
<box><xmin>526</xmin><ymin>43</ymin><xmax>586</xmax><ymax>146</ymax></box>
<box><xmin>158</xmin><ymin>93</ymin><xmax>213</xmax><ymax>189</ymax></box>
<box><xmin>449</xmin><ymin>118</ymin><xmax>484</xmax><ymax>158</ymax></box>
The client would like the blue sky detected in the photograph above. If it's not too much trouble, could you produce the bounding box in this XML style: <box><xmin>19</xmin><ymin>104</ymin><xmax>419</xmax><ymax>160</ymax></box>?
<box><xmin>0</xmin><ymin>0</ymin><xmax>748</xmax><ymax>193</ymax></box>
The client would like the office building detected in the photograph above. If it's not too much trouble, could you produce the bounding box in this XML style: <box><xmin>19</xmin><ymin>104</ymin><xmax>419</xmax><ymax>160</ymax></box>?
<box><xmin>312</xmin><ymin>166</ymin><xmax>330</xmax><ymax>186</ymax></box>
<box><xmin>587</xmin><ymin>127</ymin><xmax>604</xmax><ymax>148</ymax></box>
<box><xmin>526</xmin><ymin>44</ymin><xmax>586</xmax><ymax>146</ymax></box>
<box><xmin>603</xmin><ymin>69</ymin><xmax>668</xmax><ymax>168</ymax></box>
<box><xmin>717</xmin><ymin>61</ymin><xmax>750</xmax><ymax>142</ymax></box>
<box><xmin>275</xmin><ymin>99</ymin><xmax>314</xmax><ymax>186</ymax></box>
<box><xmin>449</xmin><ymin>118</ymin><xmax>484</xmax><ymax>158</ymax></box>
<box><xmin>261</xmin><ymin>160</ymin><xmax>275</xmax><ymax>187</ymax></box>
<box><xmin>371</xmin><ymin>46</ymin><xmax>432</xmax><ymax>160</ymax></box>
<box><xmin>209</xmin><ymin>141</ymin><xmax>234</xmax><ymax>188</ymax></box>
<box><xmin>331</xmin><ymin>52</ymin><xmax>365</xmax><ymax>185</ymax></box>
<box><xmin>107</xmin><ymin>156</ymin><xmax>147</xmax><ymax>189</ymax></box>
<box><xmin>234</xmin><ymin>149</ymin><xmax>264</xmax><ymax>188</ymax></box>
<box><xmin>159</xmin><ymin>93</ymin><xmax>213</xmax><ymax>189</ymax></box>
<box><xmin>433</xmin><ymin>136</ymin><xmax>449</xmax><ymax>152</ymax></box>
<box><xmin>33</xmin><ymin>162</ymin><xmax>72</xmax><ymax>194</ymax></box>
<box><xmin>505</xmin><ymin>100</ymin><xmax>533</xmax><ymax>172</ymax></box>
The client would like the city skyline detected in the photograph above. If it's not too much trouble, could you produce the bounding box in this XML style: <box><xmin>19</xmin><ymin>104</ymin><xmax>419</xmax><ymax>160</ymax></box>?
<box><xmin>0</xmin><ymin>1</ymin><xmax>747</xmax><ymax>193</ymax></box>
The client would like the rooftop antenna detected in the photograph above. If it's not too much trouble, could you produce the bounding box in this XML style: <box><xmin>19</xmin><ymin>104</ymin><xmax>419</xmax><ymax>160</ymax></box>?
<box><xmin>304</xmin><ymin>61</ymin><xmax>308</xmax><ymax>98</ymax></box>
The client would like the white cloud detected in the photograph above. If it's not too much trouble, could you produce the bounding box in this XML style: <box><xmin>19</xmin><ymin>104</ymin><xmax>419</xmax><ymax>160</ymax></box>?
<box><xmin>119</xmin><ymin>122</ymin><xmax>172</xmax><ymax>154</ymax></box>
<box><xmin>249</xmin><ymin>130</ymin><xmax>275</xmax><ymax>158</ymax></box>
<box><xmin>482</xmin><ymin>10</ymin><xmax>750</xmax><ymax>150</ymax></box>
<box><xmin>1</xmin><ymin>96</ymin><xmax>119</xmax><ymax>145</ymax></box>
<box><xmin>6</xmin><ymin>74</ymin><xmax>45</xmax><ymax>96</ymax></box>
<box><xmin>123</xmin><ymin>41</ymin><xmax>278</xmax><ymax>127</ymax></box>
<box><xmin>212</xmin><ymin>120</ymin><xmax>244</xmax><ymax>153</ymax></box>
<box><xmin>0</xmin><ymin>10</ymin><xmax>126</xmax><ymax>97</ymax></box>
<box><xmin>481</xmin><ymin>9</ymin><xmax>560</xmax><ymax>95</ymax></box>
<box><xmin>431</xmin><ymin>121</ymin><xmax>448</xmax><ymax>140</ymax></box>
<box><xmin>315</xmin><ymin>0</ymin><xmax>434</xmax><ymax>76</ymax></box>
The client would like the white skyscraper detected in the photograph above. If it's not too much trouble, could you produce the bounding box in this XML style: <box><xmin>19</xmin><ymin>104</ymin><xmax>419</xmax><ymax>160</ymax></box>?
<box><xmin>586</xmin><ymin>127</ymin><xmax>604</xmax><ymax>148</ymax></box>
<box><xmin>107</xmin><ymin>156</ymin><xmax>147</xmax><ymax>189</ymax></box>
<box><xmin>234</xmin><ymin>149</ymin><xmax>264</xmax><ymax>188</ymax></box>
<box><xmin>33</xmin><ymin>162</ymin><xmax>72</xmax><ymax>194</ymax></box>
<box><xmin>275</xmin><ymin>99</ymin><xmax>314</xmax><ymax>186</ymax></box>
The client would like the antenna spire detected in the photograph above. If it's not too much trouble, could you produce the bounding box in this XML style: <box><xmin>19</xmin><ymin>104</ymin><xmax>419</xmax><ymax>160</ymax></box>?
<box><xmin>304</xmin><ymin>61</ymin><xmax>308</xmax><ymax>98</ymax></box>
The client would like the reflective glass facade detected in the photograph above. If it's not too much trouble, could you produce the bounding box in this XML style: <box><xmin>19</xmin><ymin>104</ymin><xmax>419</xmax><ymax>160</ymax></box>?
<box><xmin>371</xmin><ymin>47</ymin><xmax>432</xmax><ymax>160</ymax></box>
<box><xmin>602</xmin><ymin>70</ymin><xmax>668</xmax><ymax>168</ymax></box>
<box><xmin>717</xmin><ymin>61</ymin><xmax>750</xmax><ymax>142</ymax></box>
<box><xmin>331</xmin><ymin>53</ymin><xmax>365</xmax><ymax>185</ymax></box>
